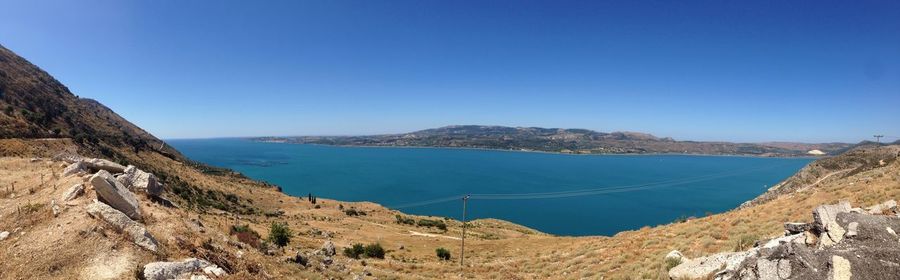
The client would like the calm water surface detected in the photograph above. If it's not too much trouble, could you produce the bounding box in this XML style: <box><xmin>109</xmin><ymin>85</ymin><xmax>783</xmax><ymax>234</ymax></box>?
<box><xmin>168</xmin><ymin>138</ymin><xmax>811</xmax><ymax>236</ymax></box>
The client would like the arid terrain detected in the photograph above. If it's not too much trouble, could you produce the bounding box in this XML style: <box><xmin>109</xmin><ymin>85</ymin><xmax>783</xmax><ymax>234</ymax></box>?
<box><xmin>1</xmin><ymin>44</ymin><xmax>899</xmax><ymax>279</ymax></box>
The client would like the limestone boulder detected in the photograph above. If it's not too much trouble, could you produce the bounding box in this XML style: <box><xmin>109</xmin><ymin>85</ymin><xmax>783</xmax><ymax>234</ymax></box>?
<box><xmin>86</xmin><ymin>201</ymin><xmax>158</xmax><ymax>252</ymax></box>
<box><xmin>116</xmin><ymin>165</ymin><xmax>162</xmax><ymax>196</ymax></box>
<box><xmin>83</xmin><ymin>158</ymin><xmax>126</xmax><ymax>173</ymax></box>
<box><xmin>62</xmin><ymin>161</ymin><xmax>88</xmax><ymax>177</ymax></box>
<box><xmin>90</xmin><ymin>170</ymin><xmax>141</xmax><ymax>220</ymax></box>
<box><xmin>669</xmin><ymin>251</ymin><xmax>749</xmax><ymax>279</ymax></box>
<box><xmin>143</xmin><ymin>258</ymin><xmax>211</xmax><ymax>280</ymax></box>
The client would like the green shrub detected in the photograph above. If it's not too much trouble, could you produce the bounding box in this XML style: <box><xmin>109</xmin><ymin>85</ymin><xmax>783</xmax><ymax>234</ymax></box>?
<box><xmin>395</xmin><ymin>215</ymin><xmax>415</xmax><ymax>225</ymax></box>
<box><xmin>344</xmin><ymin>243</ymin><xmax>385</xmax><ymax>259</ymax></box>
<box><xmin>417</xmin><ymin>219</ymin><xmax>447</xmax><ymax>231</ymax></box>
<box><xmin>344</xmin><ymin>208</ymin><xmax>366</xmax><ymax>216</ymax></box>
<box><xmin>436</xmin><ymin>247</ymin><xmax>451</xmax><ymax>261</ymax></box>
<box><xmin>344</xmin><ymin>243</ymin><xmax>365</xmax><ymax>259</ymax></box>
<box><xmin>267</xmin><ymin>222</ymin><xmax>292</xmax><ymax>247</ymax></box>
<box><xmin>364</xmin><ymin>243</ymin><xmax>385</xmax><ymax>259</ymax></box>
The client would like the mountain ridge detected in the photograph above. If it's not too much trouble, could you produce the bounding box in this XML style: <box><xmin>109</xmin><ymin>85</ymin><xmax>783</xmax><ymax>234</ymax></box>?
<box><xmin>254</xmin><ymin>124</ymin><xmax>852</xmax><ymax>157</ymax></box>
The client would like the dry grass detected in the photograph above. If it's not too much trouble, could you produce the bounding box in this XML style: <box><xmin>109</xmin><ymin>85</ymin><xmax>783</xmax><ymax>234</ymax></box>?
<box><xmin>0</xmin><ymin>139</ymin><xmax>897</xmax><ymax>279</ymax></box>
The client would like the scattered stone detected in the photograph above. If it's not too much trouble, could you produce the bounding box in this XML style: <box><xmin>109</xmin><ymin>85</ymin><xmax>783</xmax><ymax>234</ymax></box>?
<box><xmin>784</xmin><ymin>222</ymin><xmax>811</xmax><ymax>234</ymax></box>
<box><xmin>321</xmin><ymin>241</ymin><xmax>336</xmax><ymax>257</ymax></box>
<box><xmin>116</xmin><ymin>165</ymin><xmax>162</xmax><ymax>196</ymax></box>
<box><xmin>202</xmin><ymin>265</ymin><xmax>226</xmax><ymax>277</ymax></box>
<box><xmin>86</xmin><ymin>201</ymin><xmax>158</xmax><ymax>252</ymax></box>
<box><xmin>867</xmin><ymin>200</ymin><xmax>898</xmax><ymax>214</ymax></box>
<box><xmin>143</xmin><ymin>258</ymin><xmax>212</xmax><ymax>280</ymax></box>
<box><xmin>0</xmin><ymin>231</ymin><xmax>8</xmax><ymax>241</ymax></box>
<box><xmin>322</xmin><ymin>256</ymin><xmax>333</xmax><ymax>266</ymax></box>
<box><xmin>62</xmin><ymin>161</ymin><xmax>88</xmax><ymax>177</ymax></box>
<box><xmin>830</xmin><ymin>255</ymin><xmax>852</xmax><ymax>280</ymax></box>
<box><xmin>90</xmin><ymin>170</ymin><xmax>141</xmax><ymax>220</ymax></box>
<box><xmin>888</xmin><ymin>227</ymin><xmax>897</xmax><ymax>236</ymax></box>
<box><xmin>665</xmin><ymin>250</ymin><xmax>685</xmax><ymax>264</ymax></box>
<box><xmin>61</xmin><ymin>184</ymin><xmax>85</xmax><ymax>202</ymax></box>
<box><xmin>51</xmin><ymin>200</ymin><xmax>60</xmax><ymax>217</ymax></box>
<box><xmin>190</xmin><ymin>275</ymin><xmax>211</xmax><ymax>280</ymax></box>
<box><xmin>845</xmin><ymin>222</ymin><xmax>859</xmax><ymax>238</ymax></box>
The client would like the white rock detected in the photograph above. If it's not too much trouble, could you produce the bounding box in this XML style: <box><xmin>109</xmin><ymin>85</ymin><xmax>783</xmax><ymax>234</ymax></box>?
<box><xmin>191</xmin><ymin>275</ymin><xmax>212</xmax><ymax>280</ymax></box>
<box><xmin>143</xmin><ymin>258</ymin><xmax>211</xmax><ymax>280</ymax></box>
<box><xmin>90</xmin><ymin>170</ymin><xmax>141</xmax><ymax>220</ymax></box>
<box><xmin>202</xmin><ymin>265</ymin><xmax>226</xmax><ymax>277</ymax></box>
<box><xmin>116</xmin><ymin>165</ymin><xmax>162</xmax><ymax>196</ymax></box>
<box><xmin>86</xmin><ymin>201</ymin><xmax>158</xmax><ymax>252</ymax></box>
<box><xmin>61</xmin><ymin>184</ymin><xmax>85</xmax><ymax>202</ymax></box>
<box><xmin>62</xmin><ymin>161</ymin><xmax>88</xmax><ymax>177</ymax></box>
<box><xmin>83</xmin><ymin>158</ymin><xmax>126</xmax><ymax>173</ymax></box>
<box><xmin>669</xmin><ymin>251</ymin><xmax>749</xmax><ymax>279</ymax></box>
<box><xmin>0</xmin><ymin>231</ymin><xmax>9</xmax><ymax>241</ymax></box>
<box><xmin>665</xmin><ymin>250</ymin><xmax>685</xmax><ymax>264</ymax></box>
<box><xmin>51</xmin><ymin>200</ymin><xmax>60</xmax><ymax>217</ymax></box>
<box><xmin>830</xmin><ymin>255</ymin><xmax>852</xmax><ymax>280</ymax></box>
<box><xmin>867</xmin><ymin>200</ymin><xmax>897</xmax><ymax>214</ymax></box>
<box><xmin>813</xmin><ymin>201</ymin><xmax>851</xmax><ymax>231</ymax></box>
<box><xmin>845</xmin><ymin>222</ymin><xmax>858</xmax><ymax>238</ymax></box>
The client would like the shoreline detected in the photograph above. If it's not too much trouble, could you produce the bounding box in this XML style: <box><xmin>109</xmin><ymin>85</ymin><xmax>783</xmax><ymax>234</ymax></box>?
<box><xmin>250</xmin><ymin>139</ymin><xmax>823</xmax><ymax>159</ymax></box>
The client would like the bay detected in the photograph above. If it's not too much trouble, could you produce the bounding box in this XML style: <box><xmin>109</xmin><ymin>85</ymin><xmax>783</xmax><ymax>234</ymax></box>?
<box><xmin>167</xmin><ymin>138</ymin><xmax>811</xmax><ymax>236</ymax></box>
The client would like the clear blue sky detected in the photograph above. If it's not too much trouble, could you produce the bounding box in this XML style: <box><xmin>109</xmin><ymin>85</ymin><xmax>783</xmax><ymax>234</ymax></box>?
<box><xmin>1</xmin><ymin>1</ymin><xmax>898</xmax><ymax>143</ymax></box>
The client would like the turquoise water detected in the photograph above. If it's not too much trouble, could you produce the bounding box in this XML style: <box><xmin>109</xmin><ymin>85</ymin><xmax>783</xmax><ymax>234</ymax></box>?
<box><xmin>167</xmin><ymin>138</ymin><xmax>812</xmax><ymax>236</ymax></box>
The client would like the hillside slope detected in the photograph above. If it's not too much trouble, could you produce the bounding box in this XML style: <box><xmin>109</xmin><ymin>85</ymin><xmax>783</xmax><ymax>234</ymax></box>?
<box><xmin>255</xmin><ymin>125</ymin><xmax>851</xmax><ymax>156</ymax></box>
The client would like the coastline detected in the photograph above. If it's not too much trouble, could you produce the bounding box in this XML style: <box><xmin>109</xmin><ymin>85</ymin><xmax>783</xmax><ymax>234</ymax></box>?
<box><xmin>250</xmin><ymin>138</ymin><xmax>824</xmax><ymax>159</ymax></box>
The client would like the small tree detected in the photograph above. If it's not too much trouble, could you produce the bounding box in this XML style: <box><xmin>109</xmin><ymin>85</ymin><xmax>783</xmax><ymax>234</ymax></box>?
<box><xmin>435</xmin><ymin>247</ymin><xmax>451</xmax><ymax>261</ymax></box>
<box><xmin>268</xmin><ymin>222</ymin><xmax>292</xmax><ymax>247</ymax></box>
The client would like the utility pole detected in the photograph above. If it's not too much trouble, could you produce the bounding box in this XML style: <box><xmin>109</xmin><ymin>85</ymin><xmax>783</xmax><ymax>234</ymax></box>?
<box><xmin>460</xmin><ymin>195</ymin><xmax>470</xmax><ymax>268</ymax></box>
<box><xmin>874</xmin><ymin>135</ymin><xmax>884</xmax><ymax>143</ymax></box>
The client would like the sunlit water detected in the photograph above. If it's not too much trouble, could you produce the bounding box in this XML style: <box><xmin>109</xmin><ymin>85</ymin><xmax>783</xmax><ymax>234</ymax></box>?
<box><xmin>168</xmin><ymin>138</ymin><xmax>811</xmax><ymax>236</ymax></box>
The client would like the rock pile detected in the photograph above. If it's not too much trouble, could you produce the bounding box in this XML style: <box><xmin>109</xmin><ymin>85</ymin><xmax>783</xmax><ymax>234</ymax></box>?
<box><xmin>669</xmin><ymin>200</ymin><xmax>900</xmax><ymax>280</ymax></box>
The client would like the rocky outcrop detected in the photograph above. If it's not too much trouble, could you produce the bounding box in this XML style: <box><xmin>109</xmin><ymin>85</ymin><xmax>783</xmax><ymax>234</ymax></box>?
<box><xmin>90</xmin><ymin>170</ymin><xmax>141</xmax><ymax>220</ymax></box>
<box><xmin>116</xmin><ymin>165</ymin><xmax>162</xmax><ymax>196</ymax></box>
<box><xmin>672</xmin><ymin>201</ymin><xmax>900</xmax><ymax>280</ymax></box>
<box><xmin>86</xmin><ymin>201</ymin><xmax>158</xmax><ymax>252</ymax></box>
<box><xmin>321</xmin><ymin>241</ymin><xmax>336</xmax><ymax>257</ymax></box>
<box><xmin>142</xmin><ymin>258</ymin><xmax>226</xmax><ymax>280</ymax></box>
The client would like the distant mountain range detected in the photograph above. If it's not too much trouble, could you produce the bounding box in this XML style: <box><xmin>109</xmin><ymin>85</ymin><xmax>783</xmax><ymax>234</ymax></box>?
<box><xmin>252</xmin><ymin>125</ymin><xmax>855</xmax><ymax>157</ymax></box>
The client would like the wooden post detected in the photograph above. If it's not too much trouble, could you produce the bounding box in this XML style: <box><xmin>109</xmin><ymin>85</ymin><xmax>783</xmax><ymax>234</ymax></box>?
<box><xmin>460</xmin><ymin>195</ymin><xmax>470</xmax><ymax>267</ymax></box>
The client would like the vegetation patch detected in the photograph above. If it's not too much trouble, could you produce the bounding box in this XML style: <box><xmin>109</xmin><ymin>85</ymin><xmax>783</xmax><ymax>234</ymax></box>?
<box><xmin>267</xmin><ymin>222</ymin><xmax>292</xmax><ymax>247</ymax></box>
<box><xmin>435</xmin><ymin>247</ymin><xmax>451</xmax><ymax>261</ymax></box>
<box><xmin>344</xmin><ymin>243</ymin><xmax>386</xmax><ymax>259</ymax></box>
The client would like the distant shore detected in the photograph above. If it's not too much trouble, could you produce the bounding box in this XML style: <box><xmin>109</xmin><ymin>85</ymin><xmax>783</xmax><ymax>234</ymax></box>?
<box><xmin>250</xmin><ymin>138</ymin><xmax>823</xmax><ymax>159</ymax></box>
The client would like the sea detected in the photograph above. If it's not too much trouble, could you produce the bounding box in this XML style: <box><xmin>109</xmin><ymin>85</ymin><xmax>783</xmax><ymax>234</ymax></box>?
<box><xmin>167</xmin><ymin>138</ymin><xmax>812</xmax><ymax>236</ymax></box>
